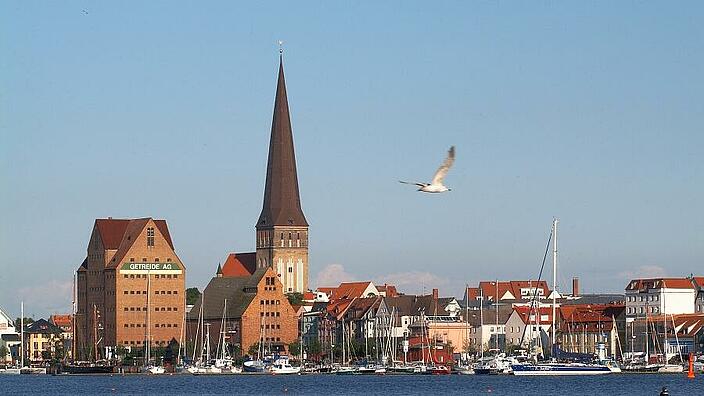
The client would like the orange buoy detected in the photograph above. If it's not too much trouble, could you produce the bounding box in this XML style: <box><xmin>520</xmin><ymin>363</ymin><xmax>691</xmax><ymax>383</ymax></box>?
<box><xmin>688</xmin><ymin>352</ymin><xmax>695</xmax><ymax>379</ymax></box>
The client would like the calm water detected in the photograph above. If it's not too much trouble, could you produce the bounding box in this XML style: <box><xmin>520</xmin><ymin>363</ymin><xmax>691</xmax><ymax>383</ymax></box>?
<box><xmin>1</xmin><ymin>373</ymin><xmax>702</xmax><ymax>395</ymax></box>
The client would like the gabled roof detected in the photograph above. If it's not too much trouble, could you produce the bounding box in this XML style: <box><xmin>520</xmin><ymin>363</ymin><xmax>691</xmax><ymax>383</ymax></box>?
<box><xmin>221</xmin><ymin>252</ymin><xmax>256</xmax><ymax>277</ymax></box>
<box><xmin>470</xmin><ymin>280</ymin><xmax>551</xmax><ymax>301</ymax></box>
<box><xmin>105</xmin><ymin>218</ymin><xmax>176</xmax><ymax>269</ymax></box>
<box><xmin>188</xmin><ymin>268</ymin><xmax>269</xmax><ymax>321</ymax></box>
<box><xmin>625</xmin><ymin>278</ymin><xmax>696</xmax><ymax>291</ymax></box>
<box><xmin>344</xmin><ymin>297</ymin><xmax>383</xmax><ymax>321</ymax></box>
<box><xmin>376</xmin><ymin>284</ymin><xmax>399</xmax><ymax>297</ymax></box>
<box><xmin>463</xmin><ymin>305</ymin><xmax>514</xmax><ymax>327</ymax></box>
<box><xmin>511</xmin><ymin>306</ymin><xmax>558</xmax><ymax>325</ymax></box>
<box><xmin>94</xmin><ymin>218</ymin><xmax>174</xmax><ymax>250</ymax></box>
<box><xmin>559</xmin><ymin>304</ymin><xmax>625</xmax><ymax>333</ymax></box>
<box><xmin>383</xmin><ymin>294</ymin><xmax>456</xmax><ymax>317</ymax></box>
<box><xmin>25</xmin><ymin>319</ymin><xmax>62</xmax><ymax>334</ymax></box>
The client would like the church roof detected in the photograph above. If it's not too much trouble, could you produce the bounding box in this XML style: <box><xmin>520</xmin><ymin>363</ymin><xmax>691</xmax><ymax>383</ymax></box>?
<box><xmin>221</xmin><ymin>252</ymin><xmax>256</xmax><ymax>277</ymax></box>
<box><xmin>257</xmin><ymin>56</ymin><xmax>308</xmax><ymax>228</ymax></box>
<box><xmin>188</xmin><ymin>268</ymin><xmax>268</xmax><ymax>321</ymax></box>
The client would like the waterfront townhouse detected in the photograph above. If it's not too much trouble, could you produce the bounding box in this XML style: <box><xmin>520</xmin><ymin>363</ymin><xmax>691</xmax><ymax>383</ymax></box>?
<box><xmin>557</xmin><ymin>303</ymin><xmax>625</xmax><ymax>359</ymax></box>
<box><xmin>624</xmin><ymin>278</ymin><xmax>697</xmax><ymax>322</ymax></box>
<box><xmin>504</xmin><ymin>306</ymin><xmax>557</xmax><ymax>351</ymax></box>
<box><xmin>25</xmin><ymin>319</ymin><xmax>62</xmax><ymax>364</ymax></box>
<box><xmin>0</xmin><ymin>307</ymin><xmax>20</xmax><ymax>364</ymax></box>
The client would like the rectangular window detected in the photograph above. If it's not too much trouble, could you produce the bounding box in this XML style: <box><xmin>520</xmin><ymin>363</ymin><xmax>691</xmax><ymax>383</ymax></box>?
<box><xmin>147</xmin><ymin>227</ymin><xmax>155</xmax><ymax>247</ymax></box>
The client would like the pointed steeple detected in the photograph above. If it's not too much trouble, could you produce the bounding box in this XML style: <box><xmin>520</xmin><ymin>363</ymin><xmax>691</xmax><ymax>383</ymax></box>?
<box><xmin>257</xmin><ymin>55</ymin><xmax>308</xmax><ymax>227</ymax></box>
<box><xmin>216</xmin><ymin>263</ymin><xmax>223</xmax><ymax>277</ymax></box>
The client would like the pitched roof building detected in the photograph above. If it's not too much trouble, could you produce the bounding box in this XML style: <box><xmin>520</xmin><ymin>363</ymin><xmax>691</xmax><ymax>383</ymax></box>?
<box><xmin>187</xmin><ymin>266</ymin><xmax>298</xmax><ymax>355</ymax></box>
<box><xmin>255</xmin><ymin>55</ymin><xmax>310</xmax><ymax>294</ymax></box>
<box><xmin>75</xmin><ymin>217</ymin><xmax>186</xmax><ymax>360</ymax></box>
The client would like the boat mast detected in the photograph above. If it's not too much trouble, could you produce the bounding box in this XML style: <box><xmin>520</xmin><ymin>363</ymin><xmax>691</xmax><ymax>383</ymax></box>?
<box><xmin>479</xmin><ymin>289</ymin><xmax>484</xmax><ymax>360</ymax></box>
<box><xmin>551</xmin><ymin>218</ymin><xmax>558</xmax><ymax>360</ymax></box>
<box><xmin>72</xmin><ymin>274</ymin><xmax>76</xmax><ymax>363</ymax></box>
<box><xmin>146</xmin><ymin>269</ymin><xmax>151</xmax><ymax>365</ymax></box>
<box><xmin>20</xmin><ymin>301</ymin><xmax>24</xmax><ymax>368</ymax></box>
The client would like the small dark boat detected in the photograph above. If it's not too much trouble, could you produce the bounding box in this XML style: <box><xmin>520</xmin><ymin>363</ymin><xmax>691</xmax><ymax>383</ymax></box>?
<box><xmin>63</xmin><ymin>362</ymin><xmax>115</xmax><ymax>374</ymax></box>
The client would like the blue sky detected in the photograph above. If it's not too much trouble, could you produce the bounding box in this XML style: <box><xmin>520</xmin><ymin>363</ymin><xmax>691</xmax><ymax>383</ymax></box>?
<box><xmin>1</xmin><ymin>1</ymin><xmax>702</xmax><ymax>318</ymax></box>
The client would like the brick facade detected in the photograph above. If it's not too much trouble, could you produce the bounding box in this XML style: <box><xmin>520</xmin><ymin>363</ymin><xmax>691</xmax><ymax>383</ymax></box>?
<box><xmin>76</xmin><ymin>218</ymin><xmax>185</xmax><ymax>360</ymax></box>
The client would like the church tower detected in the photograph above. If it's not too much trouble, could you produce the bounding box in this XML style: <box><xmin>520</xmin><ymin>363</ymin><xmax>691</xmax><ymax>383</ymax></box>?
<box><xmin>255</xmin><ymin>54</ymin><xmax>309</xmax><ymax>294</ymax></box>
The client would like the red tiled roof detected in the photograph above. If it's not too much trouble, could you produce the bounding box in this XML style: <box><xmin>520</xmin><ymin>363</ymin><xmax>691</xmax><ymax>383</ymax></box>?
<box><xmin>335</xmin><ymin>282</ymin><xmax>375</xmax><ymax>300</ymax></box>
<box><xmin>49</xmin><ymin>314</ymin><xmax>72</xmax><ymax>327</ymax></box>
<box><xmin>473</xmin><ymin>280</ymin><xmax>551</xmax><ymax>301</ymax></box>
<box><xmin>625</xmin><ymin>278</ymin><xmax>695</xmax><ymax>291</ymax></box>
<box><xmin>317</xmin><ymin>287</ymin><xmax>337</xmax><ymax>297</ymax></box>
<box><xmin>376</xmin><ymin>284</ymin><xmax>399</xmax><ymax>297</ymax></box>
<box><xmin>692</xmin><ymin>277</ymin><xmax>704</xmax><ymax>289</ymax></box>
<box><xmin>303</xmin><ymin>292</ymin><xmax>315</xmax><ymax>301</ymax></box>
<box><xmin>105</xmin><ymin>218</ymin><xmax>177</xmax><ymax>269</ymax></box>
<box><xmin>559</xmin><ymin>304</ymin><xmax>625</xmax><ymax>333</ymax></box>
<box><xmin>221</xmin><ymin>253</ymin><xmax>256</xmax><ymax>277</ymax></box>
<box><xmin>513</xmin><ymin>306</ymin><xmax>558</xmax><ymax>325</ymax></box>
<box><xmin>95</xmin><ymin>219</ymin><xmax>131</xmax><ymax>249</ymax></box>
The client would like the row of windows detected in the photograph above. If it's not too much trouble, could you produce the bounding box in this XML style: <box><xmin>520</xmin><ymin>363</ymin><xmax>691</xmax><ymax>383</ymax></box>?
<box><xmin>121</xmin><ymin>340</ymin><xmax>171</xmax><ymax>346</ymax></box>
<box><xmin>260</xmin><ymin>299</ymin><xmax>281</xmax><ymax>305</ymax></box>
<box><xmin>123</xmin><ymin>274</ymin><xmax>179</xmax><ymax>279</ymax></box>
<box><xmin>264</xmin><ymin>337</ymin><xmax>281</xmax><ymax>342</ymax></box>
<box><xmin>627</xmin><ymin>306</ymin><xmax>659</xmax><ymax>314</ymax></box>
<box><xmin>123</xmin><ymin>290</ymin><xmax>179</xmax><ymax>295</ymax></box>
<box><xmin>261</xmin><ymin>312</ymin><xmax>281</xmax><ymax>317</ymax></box>
<box><xmin>256</xmin><ymin>231</ymin><xmax>308</xmax><ymax>248</ymax></box>
<box><xmin>128</xmin><ymin>257</ymin><xmax>173</xmax><ymax>263</ymax></box>
<box><xmin>627</xmin><ymin>294</ymin><xmax>659</xmax><ymax>302</ymax></box>
<box><xmin>123</xmin><ymin>306</ymin><xmax>179</xmax><ymax>312</ymax></box>
<box><xmin>123</xmin><ymin>323</ymin><xmax>179</xmax><ymax>328</ymax></box>
<box><xmin>262</xmin><ymin>324</ymin><xmax>281</xmax><ymax>330</ymax></box>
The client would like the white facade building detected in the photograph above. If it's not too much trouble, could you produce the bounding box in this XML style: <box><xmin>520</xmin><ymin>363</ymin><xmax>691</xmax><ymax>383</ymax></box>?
<box><xmin>624</xmin><ymin>278</ymin><xmax>697</xmax><ymax>322</ymax></box>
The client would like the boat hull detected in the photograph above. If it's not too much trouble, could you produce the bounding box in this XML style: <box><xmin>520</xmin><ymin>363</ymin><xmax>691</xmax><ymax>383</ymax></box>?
<box><xmin>511</xmin><ymin>364</ymin><xmax>612</xmax><ymax>376</ymax></box>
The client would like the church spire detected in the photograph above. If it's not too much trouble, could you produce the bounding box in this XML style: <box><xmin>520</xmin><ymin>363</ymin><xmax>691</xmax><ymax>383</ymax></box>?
<box><xmin>257</xmin><ymin>55</ymin><xmax>308</xmax><ymax>227</ymax></box>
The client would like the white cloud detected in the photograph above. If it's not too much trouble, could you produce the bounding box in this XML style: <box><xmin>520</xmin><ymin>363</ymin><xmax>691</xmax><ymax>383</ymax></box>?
<box><xmin>618</xmin><ymin>265</ymin><xmax>667</xmax><ymax>281</ymax></box>
<box><xmin>314</xmin><ymin>264</ymin><xmax>356</xmax><ymax>288</ymax></box>
<box><xmin>18</xmin><ymin>279</ymin><xmax>73</xmax><ymax>317</ymax></box>
<box><xmin>374</xmin><ymin>271</ymin><xmax>452</xmax><ymax>295</ymax></box>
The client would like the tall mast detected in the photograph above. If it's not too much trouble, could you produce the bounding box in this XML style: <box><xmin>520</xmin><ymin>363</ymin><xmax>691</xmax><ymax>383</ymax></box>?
<box><xmin>479</xmin><ymin>289</ymin><xmax>484</xmax><ymax>359</ymax></box>
<box><xmin>551</xmin><ymin>218</ymin><xmax>558</xmax><ymax>359</ymax></box>
<box><xmin>20</xmin><ymin>301</ymin><xmax>24</xmax><ymax>368</ymax></box>
<box><xmin>72</xmin><ymin>275</ymin><xmax>76</xmax><ymax>363</ymax></box>
<box><xmin>146</xmin><ymin>269</ymin><xmax>151</xmax><ymax>364</ymax></box>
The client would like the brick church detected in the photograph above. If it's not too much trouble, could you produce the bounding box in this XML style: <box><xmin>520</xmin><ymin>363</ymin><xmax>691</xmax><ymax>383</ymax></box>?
<box><xmin>186</xmin><ymin>54</ymin><xmax>307</xmax><ymax>354</ymax></box>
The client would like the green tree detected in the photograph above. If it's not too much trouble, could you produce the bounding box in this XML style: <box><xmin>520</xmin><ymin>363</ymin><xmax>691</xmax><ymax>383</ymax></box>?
<box><xmin>306</xmin><ymin>339</ymin><xmax>322</xmax><ymax>361</ymax></box>
<box><xmin>186</xmin><ymin>287</ymin><xmax>201</xmax><ymax>305</ymax></box>
<box><xmin>14</xmin><ymin>317</ymin><xmax>34</xmax><ymax>327</ymax></box>
<box><xmin>288</xmin><ymin>341</ymin><xmax>301</xmax><ymax>357</ymax></box>
<box><xmin>247</xmin><ymin>342</ymin><xmax>260</xmax><ymax>357</ymax></box>
<box><xmin>0</xmin><ymin>345</ymin><xmax>8</xmax><ymax>361</ymax></box>
<box><xmin>286</xmin><ymin>292</ymin><xmax>304</xmax><ymax>306</ymax></box>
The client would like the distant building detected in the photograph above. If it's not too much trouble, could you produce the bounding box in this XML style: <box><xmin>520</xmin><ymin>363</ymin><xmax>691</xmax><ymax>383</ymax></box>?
<box><xmin>692</xmin><ymin>277</ymin><xmax>704</xmax><ymax>314</ymax></box>
<box><xmin>187</xmin><ymin>265</ymin><xmax>298</xmax><ymax>356</ymax></box>
<box><xmin>255</xmin><ymin>56</ymin><xmax>309</xmax><ymax>294</ymax></box>
<box><xmin>467</xmin><ymin>280</ymin><xmax>552</xmax><ymax>303</ymax></box>
<box><xmin>25</xmin><ymin>319</ymin><xmax>62</xmax><ymax>364</ymax></box>
<box><xmin>75</xmin><ymin>218</ymin><xmax>186</xmax><ymax>360</ymax></box>
<box><xmin>49</xmin><ymin>314</ymin><xmax>73</xmax><ymax>360</ymax></box>
<box><xmin>624</xmin><ymin>278</ymin><xmax>697</xmax><ymax>321</ymax></box>
<box><xmin>557</xmin><ymin>304</ymin><xmax>626</xmax><ymax>359</ymax></box>
<box><xmin>464</xmin><ymin>305</ymin><xmax>514</xmax><ymax>352</ymax></box>
<box><xmin>0</xmin><ymin>307</ymin><xmax>20</xmax><ymax>363</ymax></box>
<box><xmin>504</xmin><ymin>306</ymin><xmax>557</xmax><ymax>351</ymax></box>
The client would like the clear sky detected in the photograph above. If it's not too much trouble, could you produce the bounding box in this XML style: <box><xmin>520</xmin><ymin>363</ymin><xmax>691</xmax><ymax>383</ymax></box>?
<box><xmin>1</xmin><ymin>1</ymin><xmax>702</xmax><ymax>318</ymax></box>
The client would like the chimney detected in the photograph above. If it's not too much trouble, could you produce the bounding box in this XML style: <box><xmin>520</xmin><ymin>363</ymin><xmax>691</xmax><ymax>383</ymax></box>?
<box><xmin>572</xmin><ymin>277</ymin><xmax>579</xmax><ymax>297</ymax></box>
<box><xmin>432</xmin><ymin>288</ymin><xmax>438</xmax><ymax>300</ymax></box>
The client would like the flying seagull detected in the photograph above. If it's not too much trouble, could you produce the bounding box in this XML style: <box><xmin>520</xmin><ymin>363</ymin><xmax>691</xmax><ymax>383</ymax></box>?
<box><xmin>400</xmin><ymin>146</ymin><xmax>455</xmax><ymax>193</ymax></box>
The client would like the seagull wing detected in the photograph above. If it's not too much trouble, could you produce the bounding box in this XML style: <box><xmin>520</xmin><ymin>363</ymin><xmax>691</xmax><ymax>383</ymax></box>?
<box><xmin>399</xmin><ymin>180</ymin><xmax>426</xmax><ymax>187</ymax></box>
<box><xmin>431</xmin><ymin>146</ymin><xmax>455</xmax><ymax>185</ymax></box>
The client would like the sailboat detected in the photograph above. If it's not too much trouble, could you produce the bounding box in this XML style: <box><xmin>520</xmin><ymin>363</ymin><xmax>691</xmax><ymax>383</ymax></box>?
<box><xmin>243</xmin><ymin>312</ymin><xmax>266</xmax><ymax>373</ymax></box>
<box><xmin>657</xmin><ymin>309</ymin><xmax>683</xmax><ymax>373</ymax></box>
<box><xmin>511</xmin><ymin>219</ymin><xmax>617</xmax><ymax>376</ymax></box>
<box><xmin>213</xmin><ymin>299</ymin><xmax>241</xmax><ymax>374</ymax></box>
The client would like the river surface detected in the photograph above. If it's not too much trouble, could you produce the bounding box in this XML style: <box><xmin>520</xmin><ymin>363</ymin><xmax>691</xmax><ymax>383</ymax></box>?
<box><xmin>1</xmin><ymin>373</ymin><xmax>702</xmax><ymax>395</ymax></box>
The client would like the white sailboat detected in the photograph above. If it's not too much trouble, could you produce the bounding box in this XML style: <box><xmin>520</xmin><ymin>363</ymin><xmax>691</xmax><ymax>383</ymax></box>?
<box><xmin>512</xmin><ymin>219</ymin><xmax>617</xmax><ymax>376</ymax></box>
